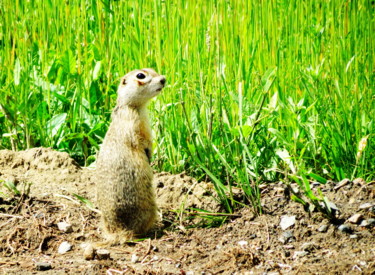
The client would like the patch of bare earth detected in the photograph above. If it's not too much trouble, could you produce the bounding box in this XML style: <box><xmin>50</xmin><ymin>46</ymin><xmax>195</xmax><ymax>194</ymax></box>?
<box><xmin>0</xmin><ymin>148</ymin><xmax>374</xmax><ymax>274</ymax></box>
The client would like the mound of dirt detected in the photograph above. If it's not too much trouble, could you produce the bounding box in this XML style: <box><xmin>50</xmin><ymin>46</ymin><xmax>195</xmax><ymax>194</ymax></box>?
<box><xmin>0</xmin><ymin>148</ymin><xmax>219</xmax><ymax>212</ymax></box>
<box><xmin>154</xmin><ymin>172</ymin><xmax>220</xmax><ymax>212</ymax></box>
<box><xmin>0</xmin><ymin>148</ymin><xmax>374</xmax><ymax>274</ymax></box>
<box><xmin>0</xmin><ymin>147</ymin><xmax>81</xmax><ymax>172</ymax></box>
<box><xmin>0</xmin><ymin>148</ymin><xmax>93</xmax><ymax>201</ymax></box>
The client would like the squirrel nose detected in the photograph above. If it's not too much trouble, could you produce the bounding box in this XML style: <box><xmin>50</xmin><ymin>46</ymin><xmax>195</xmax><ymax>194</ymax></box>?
<box><xmin>160</xmin><ymin>77</ymin><xmax>166</xmax><ymax>85</ymax></box>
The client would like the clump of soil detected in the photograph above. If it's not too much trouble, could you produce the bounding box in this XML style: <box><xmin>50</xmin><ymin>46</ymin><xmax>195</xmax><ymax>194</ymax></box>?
<box><xmin>0</xmin><ymin>148</ymin><xmax>80</xmax><ymax>170</ymax></box>
<box><xmin>0</xmin><ymin>148</ymin><xmax>374</xmax><ymax>274</ymax></box>
<box><xmin>0</xmin><ymin>148</ymin><xmax>93</xmax><ymax>201</ymax></box>
<box><xmin>0</xmin><ymin>148</ymin><xmax>219</xmax><ymax>211</ymax></box>
<box><xmin>154</xmin><ymin>172</ymin><xmax>220</xmax><ymax>212</ymax></box>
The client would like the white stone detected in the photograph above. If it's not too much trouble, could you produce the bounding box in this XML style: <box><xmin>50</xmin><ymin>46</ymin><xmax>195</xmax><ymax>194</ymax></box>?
<box><xmin>96</xmin><ymin>249</ymin><xmax>110</xmax><ymax>260</ymax></box>
<box><xmin>57</xmin><ymin>221</ymin><xmax>73</xmax><ymax>233</ymax></box>
<box><xmin>280</xmin><ymin>215</ymin><xmax>296</xmax><ymax>230</ymax></box>
<box><xmin>131</xmin><ymin>254</ymin><xmax>139</xmax><ymax>263</ymax></box>
<box><xmin>348</xmin><ymin>213</ymin><xmax>363</xmax><ymax>224</ymax></box>
<box><xmin>359</xmin><ymin>203</ymin><xmax>374</xmax><ymax>210</ymax></box>
<box><xmin>58</xmin><ymin>241</ymin><xmax>72</xmax><ymax>254</ymax></box>
<box><xmin>238</xmin><ymin>240</ymin><xmax>248</xmax><ymax>247</ymax></box>
<box><xmin>83</xmin><ymin>244</ymin><xmax>95</xmax><ymax>260</ymax></box>
<box><xmin>325</xmin><ymin>201</ymin><xmax>339</xmax><ymax>211</ymax></box>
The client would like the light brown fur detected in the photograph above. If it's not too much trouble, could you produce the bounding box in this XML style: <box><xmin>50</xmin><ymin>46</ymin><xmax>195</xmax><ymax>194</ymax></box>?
<box><xmin>95</xmin><ymin>68</ymin><xmax>166</xmax><ymax>244</ymax></box>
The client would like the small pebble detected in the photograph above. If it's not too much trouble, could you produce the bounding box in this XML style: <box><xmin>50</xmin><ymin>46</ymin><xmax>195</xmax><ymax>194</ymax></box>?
<box><xmin>34</xmin><ymin>213</ymin><xmax>45</xmax><ymax>219</ymax></box>
<box><xmin>152</xmin><ymin>256</ymin><xmax>159</xmax><ymax>261</ymax></box>
<box><xmin>367</xmin><ymin>218</ymin><xmax>375</xmax><ymax>225</ymax></box>
<box><xmin>58</xmin><ymin>241</ymin><xmax>72</xmax><ymax>254</ymax></box>
<box><xmin>131</xmin><ymin>254</ymin><xmax>139</xmax><ymax>263</ymax></box>
<box><xmin>359</xmin><ymin>203</ymin><xmax>374</xmax><ymax>210</ymax></box>
<box><xmin>350</xmin><ymin>234</ymin><xmax>358</xmax><ymax>239</ymax></box>
<box><xmin>83</xmin><ymin>244</ymin><xmax>95</xmax><ymax>260</ymax></box>
<box><xmin>334</xmin><ymin>178</ymin><xmax>351</xmax><ymax>190</ymax></box>
<box><xmin>338</xmin><ymin>224</ymin><xmax>352</xmax><ymax>234</ymax></box>
<box><xmin>280</xmin><ymin>215</ymin><xmax>296</xmax><ymax>230</ymax></box>
<box><xmin>57</xmin><ymin>221</ymin><xmax>73</xmax><ymax>233</ymax></box>
<box><xmin>348</xmin><ymin>214</ymin><xmax>363</xmax><ymax>224</ymax></box>
<box><xmin>318</xmin><ymin>224</ymin><xmax>329</xmax><ymax>232</ymax></box>
<box><xmin>35</xmin><ymin>262</ymin><xmax>52</xmax><ymax>271</ymax></box>
<box><xmin>186</xmin><ymin>271</ymin><xmax>194</xmax><ymax>275</ymax></box>
<box><xmin>282</xmin><ymin>231</ymin><xmax>294</xmax><ymax>239</ymax></box>
<box><xmin>278</xmin><ymin>237</ymin><xmax>286</xmax><ymax>244</ymax></box>
<box><xmin>293</xmin><ymin>251</ymin><xmax>309</xmax><ymax>259</ymax></box>
<box><xmin>326</xmin><ymin>201</ymin><xmax>339</xmax><ymax>211</ymax></box>
<box><xmin>96</xmin><ymin>249</ymin><xmax>110</xmax><ymax>260</ymax></box>
<box><xmin>249</xmin><ymin>234</ymin><xmax>257</xmax><ymax>239</ymax></box>
<box><xmin>279</xmin><ymin>231</ymin><xmax>294</xmax><ymax>244</ymax></box>
<box><xmin>238</xmin><ymin>240</ymin><xmax>248</xmax><ymax>247</ymax></box>
<box><xmin>359</xmin><ymin>220</ymin><xmax>369</xmax><ymax>227</ymax></box>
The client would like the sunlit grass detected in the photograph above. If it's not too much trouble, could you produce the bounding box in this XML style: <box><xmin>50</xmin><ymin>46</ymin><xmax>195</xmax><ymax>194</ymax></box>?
<box><xmin>0</xmin><ymin>0</ymin><xmax>374</xmax><ymax>212</ymax></box>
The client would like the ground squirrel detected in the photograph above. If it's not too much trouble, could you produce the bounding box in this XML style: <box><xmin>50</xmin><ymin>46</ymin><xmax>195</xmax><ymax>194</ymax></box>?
<box><xmin>95</xmin><ymin>68</ymin><xmax>166</xmax><ymax>244</ymax></box>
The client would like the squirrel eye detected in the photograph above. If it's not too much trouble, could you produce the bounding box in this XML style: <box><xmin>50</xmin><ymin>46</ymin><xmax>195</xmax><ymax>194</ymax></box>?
<box><xmin>136</xmin><ymin>73</ymin><xmax>146</xmax><ymax>79</ymax></box>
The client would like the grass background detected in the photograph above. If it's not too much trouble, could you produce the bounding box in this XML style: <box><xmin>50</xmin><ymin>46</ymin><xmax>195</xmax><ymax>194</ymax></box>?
<box><xmin>0</xmin><ymin>0</ymin><xmax>374</xmax><ymax>211</ymax></box>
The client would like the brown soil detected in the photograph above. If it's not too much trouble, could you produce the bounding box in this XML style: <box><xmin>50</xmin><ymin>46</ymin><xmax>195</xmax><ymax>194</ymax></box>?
<box><xmin>0</xmin><ymin>148</ymin><xmax>374</xmax><ymax>274</ymax></box>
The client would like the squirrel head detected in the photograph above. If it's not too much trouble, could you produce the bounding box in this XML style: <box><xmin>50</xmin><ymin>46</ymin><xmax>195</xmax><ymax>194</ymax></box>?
<box><xmin>117</xmin><ymin>68</ymin><xmax>166</xmax><ymax>108</ymax></box>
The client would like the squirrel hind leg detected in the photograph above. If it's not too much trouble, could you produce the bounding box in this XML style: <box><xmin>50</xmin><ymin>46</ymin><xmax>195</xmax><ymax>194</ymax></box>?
<box><xmin>102</xmin><ymin>230</ymin><xmax>134</xmax><ymax>246</ymax></box>
<box><xmin>99</xmin><ymin>218</ymin><xmax>135</xmax><ymax>246</ymax></box>
<box><xmin>138</xmin><ymin>213</ymin><xmax>157</xmax><ymax>234</ymax></box>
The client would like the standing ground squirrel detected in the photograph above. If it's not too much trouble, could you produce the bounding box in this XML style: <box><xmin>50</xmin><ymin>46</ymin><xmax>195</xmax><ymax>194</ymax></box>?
<box><xmin>95</xmin><ymin>68</ymin><xmax>166</xmax><ymax>244</ymax></box>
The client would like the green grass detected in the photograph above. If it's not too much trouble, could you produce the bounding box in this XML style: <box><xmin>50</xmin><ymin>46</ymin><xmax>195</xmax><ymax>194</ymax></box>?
<box><xmin>0</xmin><ymin>0</ymin><xmax>374</xmax><ymax>212</ymax></box>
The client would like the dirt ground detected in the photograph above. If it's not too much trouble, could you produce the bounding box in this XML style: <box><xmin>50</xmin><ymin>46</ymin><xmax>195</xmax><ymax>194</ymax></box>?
<box><xmin>0</xmin><ymin>148</ymin><xmax>374</xmax><ymax>274</ymax></box>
